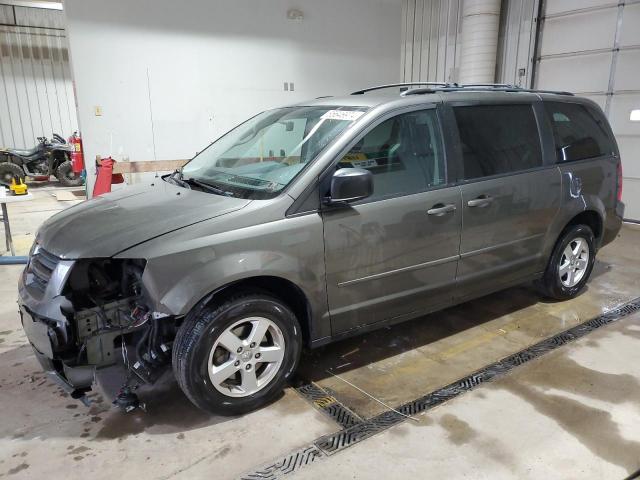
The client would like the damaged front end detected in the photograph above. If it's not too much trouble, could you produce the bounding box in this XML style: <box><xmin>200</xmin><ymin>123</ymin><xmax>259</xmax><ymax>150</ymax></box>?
<box><xmin>18</xmin><ymin>243</ymin><xmax>176</xmax><ymax>408</ymax></box>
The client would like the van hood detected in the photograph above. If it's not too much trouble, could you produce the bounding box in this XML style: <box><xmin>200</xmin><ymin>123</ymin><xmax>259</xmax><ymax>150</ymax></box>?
<box><xmin>37</xmin><ymin>181</ymin><xmax>251</xmax><ymax>259</ymax></box>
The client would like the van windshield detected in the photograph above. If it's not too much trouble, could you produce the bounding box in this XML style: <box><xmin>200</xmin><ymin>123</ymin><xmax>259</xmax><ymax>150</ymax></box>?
<box><xmin>179</xmin><ymin>106</ymin><xmax>367</xmax><ymax>199</ymax></box>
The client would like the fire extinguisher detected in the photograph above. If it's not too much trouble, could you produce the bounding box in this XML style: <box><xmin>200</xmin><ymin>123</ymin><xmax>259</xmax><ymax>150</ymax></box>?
<box><xmin>68</xmin><ymin>131</ymin><xmax>85</xmax><ymax>174</ymax></box>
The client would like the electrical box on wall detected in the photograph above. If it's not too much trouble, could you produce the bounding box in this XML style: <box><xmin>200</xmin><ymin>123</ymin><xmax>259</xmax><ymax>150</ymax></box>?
<box><xmin>286</xmin><ymin>8</ymin><xmax>304</xmax><ymax>21</ymax></box>
<box><xmin>94</xmin><ymin>106</ymin><xmax>103</xmax><ymax>116</ymax></box>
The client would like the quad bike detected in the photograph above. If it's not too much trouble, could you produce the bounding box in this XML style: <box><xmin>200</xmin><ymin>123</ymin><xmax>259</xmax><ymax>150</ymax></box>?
<box><xmin>0</xmin><ymin>133</ymin><xmax>84</xmax><ymax>187</ymax></box>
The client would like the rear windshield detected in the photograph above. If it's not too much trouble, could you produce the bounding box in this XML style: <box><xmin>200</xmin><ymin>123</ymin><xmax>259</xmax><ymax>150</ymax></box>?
<box><xmin>544</xmin><ymin>102</ymin><xmax>615</xmax><ymax>162</ymax></box>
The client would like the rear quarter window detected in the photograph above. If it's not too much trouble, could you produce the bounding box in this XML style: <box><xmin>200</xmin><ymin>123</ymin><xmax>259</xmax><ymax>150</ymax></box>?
<box><xmin>544</xmin><ymin>102</ymin><xmax>615</xmax><ymax>162</ymax></box>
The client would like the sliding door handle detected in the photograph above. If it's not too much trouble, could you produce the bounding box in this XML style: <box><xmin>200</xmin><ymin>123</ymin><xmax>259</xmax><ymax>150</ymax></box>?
<box><xmin>427</xmin><ymin>203</ymin><xmax>456</xmax><ymax>216</ymax></box>
<box><xmin>467</xmin><ymin>195</ymin><xmax>493</xmax><ymax>208</ymax></box>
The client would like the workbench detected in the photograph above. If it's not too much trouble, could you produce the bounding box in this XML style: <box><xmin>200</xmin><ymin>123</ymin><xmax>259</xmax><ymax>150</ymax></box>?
<box><xmin>0</xmin><ymin>191</ymin><xmax>34</xmax><ymax>256</ymax></box>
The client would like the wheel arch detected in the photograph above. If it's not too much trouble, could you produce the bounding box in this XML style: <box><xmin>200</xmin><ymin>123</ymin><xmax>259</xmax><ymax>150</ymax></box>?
<box><xmin>188</xmin><ymin>275</ymin><xmax>314</xmax><ymax>347</ymax></box>
<box><xmin>562</xmin><ymin>210</ymin><xmax>603</xmax><ymax>246</ymax></box>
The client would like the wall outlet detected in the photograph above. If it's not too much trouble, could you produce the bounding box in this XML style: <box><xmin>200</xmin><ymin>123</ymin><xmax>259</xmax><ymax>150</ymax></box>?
<box><xmin>94</xmin><ymin>105</ymin><xmax>103</xmax><ymax>116</ymax></box>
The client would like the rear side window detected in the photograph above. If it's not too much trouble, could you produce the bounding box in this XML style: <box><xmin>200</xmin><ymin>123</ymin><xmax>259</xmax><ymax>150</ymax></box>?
<box><xmin>454</xmin><ymin>104</ymin><xmax>542</xmax><ymax>180</ymax></box>
<box><xmin>544</xmin><ymin>102</ymin><xmax>615</xmax><ymax>162</ymax></box>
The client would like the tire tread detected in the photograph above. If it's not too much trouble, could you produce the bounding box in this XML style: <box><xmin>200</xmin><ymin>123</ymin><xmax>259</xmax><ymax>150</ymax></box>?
<box><xmin>172</xmin><ymin>292</ymin><xmax>300</xmax><ymax>414</ymax></box>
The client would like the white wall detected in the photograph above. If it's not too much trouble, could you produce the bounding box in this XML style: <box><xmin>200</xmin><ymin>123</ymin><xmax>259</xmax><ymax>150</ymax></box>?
<box><xmin>62</xmin><ymin>0</ymin><xmax>402</xmax><ymax>194</ymax></box>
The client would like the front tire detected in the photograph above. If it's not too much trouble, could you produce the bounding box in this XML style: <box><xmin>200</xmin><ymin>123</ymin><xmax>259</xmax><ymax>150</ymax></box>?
<box><xmin>55</xmin><ymin>160</ymin><xmax>84</xmax><ymax>187</ymax></box>
<box><xmin>173</xmin><ymin>293</ymin><xmax>302</xmax><ymax>415</ymax></box>
<box><xmin>538</xmin><ymin>224</ymin><xmax>596</xmax><ymax>300</ymax></box>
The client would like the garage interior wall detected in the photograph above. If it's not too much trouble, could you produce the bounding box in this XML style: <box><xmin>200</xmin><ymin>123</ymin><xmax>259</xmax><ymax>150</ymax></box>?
<box><xmin>400</xmin><ymin>0</ymin><xmax>538</xmax><ymax>85</ymax></box>
<box><xmin>534</xmin><ymin>0</ymin><xmax>640</xmax><ymax>221</ymax></box>
<box><xmin>400</xmin><ymin>0</ymin><xmax>463</xmax><ymax>83</ymax></box>
<box><xmin>495</xmin><ymin>0</ymin><xmax>539</xmax><ymax>86</ymax></box>
<box><xmin>0</xmin><ymin>3</ymin><xmax>77</xmax><ymax>149</ymax></box>
<box><xmin>62</xmin><ymin>0</ymin><xmax>402</xmax><ymax>195</ymax></box>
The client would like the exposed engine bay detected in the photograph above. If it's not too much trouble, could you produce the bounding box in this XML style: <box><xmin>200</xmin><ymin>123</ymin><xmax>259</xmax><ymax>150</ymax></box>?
<box><xmin>51</xmin><ymin>258</ymin><xmax>177</xmax><ymax>411</ymax></box>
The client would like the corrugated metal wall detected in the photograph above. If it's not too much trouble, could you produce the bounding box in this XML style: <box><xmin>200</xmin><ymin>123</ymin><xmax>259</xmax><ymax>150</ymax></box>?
<box><xmin>496</xmin><ymin>0</ymin><xmax>539</xmax><ymax>86</ymax></box>
<box><xmin>400</xmin><ymin>0</ymin><xmax>538</xmax><ymax>85</ymax></box>
<box><xmin>0</xmin><ymin>4</ymin><xmax>77</xmax><ymax>149</ymax></box>
<box><xmin>400</xmin><ymin>0</ymin><xmax>463</xmax><ymax>83</ymax></box>
<box><xmin>535</xmin><ymin>0</ymin><xmax>640</xmax><ymax>220</ymax></box>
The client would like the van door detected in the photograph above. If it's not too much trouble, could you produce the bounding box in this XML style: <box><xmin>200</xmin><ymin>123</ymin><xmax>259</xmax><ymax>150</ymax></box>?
<box><xmin>452</xmin><ymin>103</ymin><xmax>562</xmax><ymax>300</ymax></box>
<box><xmin>322</xmin><ymin>107</ymin><xmax>462</xmax><ymax>335</ymax></box>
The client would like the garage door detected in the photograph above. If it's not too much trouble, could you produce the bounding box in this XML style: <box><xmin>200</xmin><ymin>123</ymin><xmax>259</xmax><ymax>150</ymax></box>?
<box><xmin>535</xmin><ymin>0</ymin><xmax>640</xmax><ymax>220</ymax></box>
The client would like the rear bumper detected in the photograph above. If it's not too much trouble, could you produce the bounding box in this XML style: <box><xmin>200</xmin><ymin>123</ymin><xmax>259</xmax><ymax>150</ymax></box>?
<box><xmin>602</xmin><ymin>201</ymin><xmax>624</xmax><ymax>247</ymax></box>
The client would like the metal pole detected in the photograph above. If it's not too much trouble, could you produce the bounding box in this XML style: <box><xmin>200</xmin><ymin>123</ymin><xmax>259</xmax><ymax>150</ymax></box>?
<box><xmin>1</xmin><ymin>202</ymin><xmax>15</xmax><ymax>256</ymax></box>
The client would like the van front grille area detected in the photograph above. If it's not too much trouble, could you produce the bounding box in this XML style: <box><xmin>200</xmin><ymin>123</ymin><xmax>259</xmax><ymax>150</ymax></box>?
<box><xmin>28</xmin><ymin>248</ymin><xmax>60</xmax><ymax>292</ymax></box>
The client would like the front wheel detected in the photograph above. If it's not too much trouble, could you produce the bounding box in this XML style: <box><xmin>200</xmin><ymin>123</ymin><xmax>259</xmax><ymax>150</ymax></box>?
<box><xmin>173</xmin><ymin>293</ymin><xmax>302</xmax><ymax>415</ymax></box>
<box><xmin>538</xmin><ymin>224</ymin><xmax>596</xmax><ymax>300</ymax></box>
<box><xmin>55</xmin><ymin>160</ymin><xmax>84</xmax><ymax>187</ymax></box>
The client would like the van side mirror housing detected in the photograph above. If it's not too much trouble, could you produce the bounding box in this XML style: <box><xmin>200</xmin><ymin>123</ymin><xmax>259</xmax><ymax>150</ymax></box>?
<box><xmin>325</xmin><ymin>168</ymin><xmax>373</xmax><ymax>205</ymax></box>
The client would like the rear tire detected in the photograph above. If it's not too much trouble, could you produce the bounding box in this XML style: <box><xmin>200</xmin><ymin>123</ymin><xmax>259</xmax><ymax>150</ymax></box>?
<box><xmin>55</xmin><ymin>160</ymin><xmax>84</xmax><ymax>187</ymax></box>
<box><xmin>0</xmin><ymin>162</ymin><xmax>25</xmax><ymax>186</ymax></box>
<box><xmin>538</xmin><ymin>224</ymin><xmax>596</xmax><ymax>300</ymax></box>
<box><xmin>173</xmin><ymin>293</ymin><xmax>302</xmax><ymax>415</ymax></box>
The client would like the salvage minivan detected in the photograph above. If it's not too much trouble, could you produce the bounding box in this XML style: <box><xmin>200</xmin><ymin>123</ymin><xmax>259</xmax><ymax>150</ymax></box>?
<box><xmin>18</xmin><ymin>83</ymin><xmax>624</xmax><ymax>415</ymax></box>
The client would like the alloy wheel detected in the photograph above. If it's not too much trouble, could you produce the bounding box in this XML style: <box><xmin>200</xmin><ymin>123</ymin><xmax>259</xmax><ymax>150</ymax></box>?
<box><xmin>207</xmin><ymin>317</ymin><xmax>285</xmax><ymax>397</ymax></box>
<box><xmin>558</xmin><ymin>236</ymin><xmax>589</xmax><ymax>287</ymax></box>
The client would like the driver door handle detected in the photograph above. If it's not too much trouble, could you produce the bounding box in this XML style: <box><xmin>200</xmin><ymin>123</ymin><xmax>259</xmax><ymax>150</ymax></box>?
<box><xmin>467</xmin><ymin>195</ymin><xmax>493</xmax><ymax>208</ymax></box>
<box><xmin>427</xmin><ymin>203</ymin><xmax>456</xmax><ymax>216</ymax></box>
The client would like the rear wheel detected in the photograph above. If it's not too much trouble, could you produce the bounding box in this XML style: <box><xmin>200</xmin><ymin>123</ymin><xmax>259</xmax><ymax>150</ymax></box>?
<box><xmin>55</xmin><ymin>160</ymin><xmax>84</xmax><ymax>187</ymax></box>
<box><xmin>173</xmin><ymin>293</ymin><xmax>302</xmax><ymax>415</ymax></box>
<box><xmin>0</xmin><ymin>162</ymin><xmax>25</xmax><ymax>186</ymax></box>
<box><xmin>538</xmin><ymin>224</ymin><xmax>596</xmax><ymax>300</ymax></box>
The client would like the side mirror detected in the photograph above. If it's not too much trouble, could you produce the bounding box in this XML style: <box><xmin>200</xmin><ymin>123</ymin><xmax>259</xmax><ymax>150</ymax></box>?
<box><xmin>325</xmin><ymin>168</ymin><xmax>373</xmax><ymax>205</ymax></box>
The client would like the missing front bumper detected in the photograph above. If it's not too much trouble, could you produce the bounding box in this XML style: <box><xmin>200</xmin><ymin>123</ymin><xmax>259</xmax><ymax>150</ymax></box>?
<box><xmin>30</xmin><ymin>344</ymin><xmax>94</xmax><ymax>400</ymax></box>
<box><xmin>21</xmin><ymin>305</ymin><xmax>95</xmax><ymax>395</ymax></box>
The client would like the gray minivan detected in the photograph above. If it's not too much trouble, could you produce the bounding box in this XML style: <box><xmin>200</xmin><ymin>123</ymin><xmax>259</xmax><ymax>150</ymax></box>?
<box><xmin>18</xmin><ymin>83</ymin><xmax>624</xmax><ymax>414</ymax></box>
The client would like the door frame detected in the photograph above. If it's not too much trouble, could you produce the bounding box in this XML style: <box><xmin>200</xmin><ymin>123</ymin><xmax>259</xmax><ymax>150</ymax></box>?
<box><xmin>318</xmin><ymin>102</ymin><xmax>463</xmax><ymax>336</ymax></box>
<box><xmin>317</xmin><ymin>102</ymin><xmax>457</xmax><ymax>203</ymax></box>
<box><xmin>439</xmin><ymin>97</ymin><xmax>558</xmax><ymax>186</ymax></box>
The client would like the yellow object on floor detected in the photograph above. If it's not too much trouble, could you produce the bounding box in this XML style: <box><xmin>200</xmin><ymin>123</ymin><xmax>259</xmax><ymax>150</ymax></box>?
<box><xmin>9</xmin><ymin>177</ymin><xmax>28</xmax><ymax>195</ymax></box>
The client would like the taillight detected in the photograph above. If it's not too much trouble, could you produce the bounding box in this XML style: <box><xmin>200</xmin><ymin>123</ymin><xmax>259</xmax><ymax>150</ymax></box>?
<box><xmin>616</xmin><ymin>162</ymin><xmax>623</xmax><ymax>203</ymax></box>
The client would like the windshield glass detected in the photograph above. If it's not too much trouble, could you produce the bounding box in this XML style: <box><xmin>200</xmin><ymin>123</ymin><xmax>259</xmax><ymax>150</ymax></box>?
<box><xmin>180</xmin><ymin>106</ymin><xmax>367</xmax><ymax>199</ymax></box>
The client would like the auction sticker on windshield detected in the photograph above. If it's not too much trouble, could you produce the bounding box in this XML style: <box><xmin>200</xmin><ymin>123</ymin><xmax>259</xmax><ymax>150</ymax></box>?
<box><xmin>321</xmin><ymin>110</ymin><xmax>365</xmax><ymax>122</ymax></box>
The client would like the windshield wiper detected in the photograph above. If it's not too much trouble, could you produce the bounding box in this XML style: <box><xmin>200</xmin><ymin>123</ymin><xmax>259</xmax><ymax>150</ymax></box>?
<box><xmin>166</xmin><ymin>169</ymin><xmax>190</xmax><ymax>188</ymax></box>
<box><xmin>184</xmin><ymin>177</ymin><xmax>234</xmax><ymax>197</ymax></box>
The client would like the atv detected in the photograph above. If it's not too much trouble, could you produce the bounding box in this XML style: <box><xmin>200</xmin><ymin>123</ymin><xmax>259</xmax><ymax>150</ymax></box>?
<box><xmin>0</xmin><ymin>133</ymin><xmax>83</xmax><ymax>187</ymax></box>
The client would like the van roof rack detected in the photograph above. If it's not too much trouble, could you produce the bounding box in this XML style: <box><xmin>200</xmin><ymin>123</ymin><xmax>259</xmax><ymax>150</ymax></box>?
<box><xmin>402</xmin><ymin>84</ymin><xmax>575</xmax><ymax>96</ymax></box>
<box><xmin>351</xmin><ymin>82</ymin><xmax>453</xmax><ymax>95</ymax></box>
<box><xmin>351</xmin><ymin>82</ymin><xmax>574</xmax><ymax>97</ymax></box>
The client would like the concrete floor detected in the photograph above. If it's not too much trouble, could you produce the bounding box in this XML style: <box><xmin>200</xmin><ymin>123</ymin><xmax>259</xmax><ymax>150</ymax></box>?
<box><xmin>0</xmin><ymin>190</ymin><xmax>639</xmax><ymax>479</ymax></box>
<box><xmin>295</xmin><ymin>312</ymin><xmax>640</xmax><ymax>480</ymax></box>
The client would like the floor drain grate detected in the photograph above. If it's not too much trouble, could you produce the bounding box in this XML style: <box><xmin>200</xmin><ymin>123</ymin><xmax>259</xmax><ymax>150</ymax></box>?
<box><xmin>314</xmin><ymin>298</ymin><xmax>640</xmax><ymax>455</ymax></box>
<box><xmin>238</xmin><ymin>445</ymin><xmax>323</xmax><ymax>480</ymax></box>
<box><xmin>241</xmin><ymin>298</ymin><xmax>640</xmax><ymax>477</ymax></box>
<box><xmin>295</xmin><ymin>382</ymin><xmax>363</xmax><ymax>429</ymax></box>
